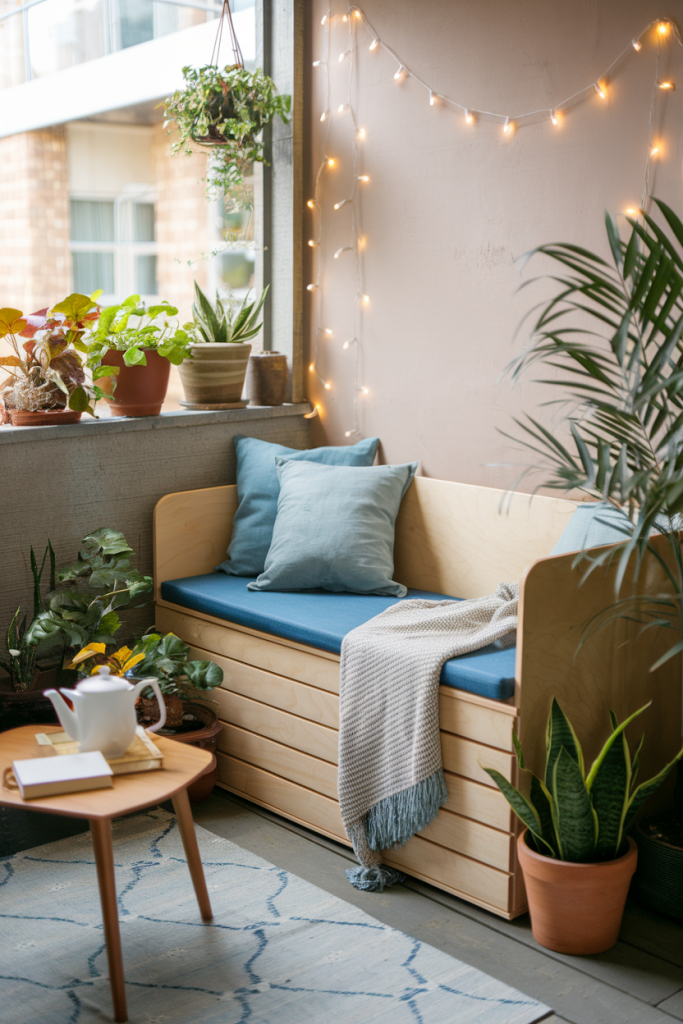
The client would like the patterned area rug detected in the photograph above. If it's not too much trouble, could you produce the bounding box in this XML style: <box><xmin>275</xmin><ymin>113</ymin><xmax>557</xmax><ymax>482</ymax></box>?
<box><xmin>0</xmin><ymin>808</ymin><xmax>551</xmax><ymax>1023</ymax></box>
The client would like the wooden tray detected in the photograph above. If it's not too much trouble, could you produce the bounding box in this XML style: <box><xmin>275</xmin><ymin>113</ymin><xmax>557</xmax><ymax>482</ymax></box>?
<box><xmin>34</xmin><ymin>727</ymin><xmax>163</xmax><ymax>775</ymax></box>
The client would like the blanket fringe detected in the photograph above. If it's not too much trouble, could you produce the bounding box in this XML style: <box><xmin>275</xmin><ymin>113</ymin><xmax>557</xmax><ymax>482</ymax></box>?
<box><xmin>345</xmin><ymin>864</ymin><xmax>406</xmax><ymax>892</ymax></box>
<box><xmin>366</xmin><ymin>769</ymin><xmax>449</xmax><ymax>852</ymax></box>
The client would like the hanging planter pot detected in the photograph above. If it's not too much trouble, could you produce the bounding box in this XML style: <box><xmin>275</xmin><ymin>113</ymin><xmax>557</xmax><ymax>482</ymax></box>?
<box><xmin>102</xmin><ymin>349</ymin><xmax>171</xmax><ymax>417</ymax></box>
<box><xmin>164</xmin><ymin>1</ymin><xmax>291</xmax><ymax>201</ymax></box>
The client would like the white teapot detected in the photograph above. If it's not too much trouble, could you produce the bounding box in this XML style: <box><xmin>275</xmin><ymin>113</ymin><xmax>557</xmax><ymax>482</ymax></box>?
<box><xmin>45</xmin><ymin>666</ymin><xmax>166</xmax><ymax>759</ymax></box>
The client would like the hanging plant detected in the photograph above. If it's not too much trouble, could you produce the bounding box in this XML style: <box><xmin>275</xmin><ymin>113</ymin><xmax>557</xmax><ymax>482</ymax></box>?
<box><xmin>164</xmin><ymin>63</ymin><xmax>291</xmax><ymax>199</ymax></box>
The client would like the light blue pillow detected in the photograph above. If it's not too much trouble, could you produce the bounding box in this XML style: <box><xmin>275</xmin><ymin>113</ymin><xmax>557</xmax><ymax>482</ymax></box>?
<box><xmin>550</xmin><ymin>502</ymin><xmax>633</xmax><ymax>556</ymax></box>
<box><xmin>218</xmin><ymin>435</ymin><xmax>380</xmax><ymax>577</ymax></box>
<box><xmin>248</xmin><ymin>459</ymin><xmax>418</xmax><ymax>596</ymax></box>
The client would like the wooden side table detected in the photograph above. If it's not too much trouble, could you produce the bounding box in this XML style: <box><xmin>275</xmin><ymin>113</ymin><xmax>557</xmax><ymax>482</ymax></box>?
<box><xmin>0</xmin><ymin>725</ymin><xmax>215</xmax><ymax>1023</ymax></box>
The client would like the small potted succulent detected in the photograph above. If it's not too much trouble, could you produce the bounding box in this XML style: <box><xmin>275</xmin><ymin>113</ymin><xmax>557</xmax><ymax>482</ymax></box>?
<box><xmin>165</xmin><ymin>63</ymin><xmax>291</xmax><ymax>204</ymax></box>
<box><xmin>485</xmin><ymin>699</ymin><xmax>683</xmax><ymax>955</ymax></box>
<box><xmin>178</xmin><ymin>281</ymin><xmax>268</xmax><ymax>407</ymax></box>
<box><xmin>0</xmin><ymin>293</ymin><xmax>105</xmax><ymax>426</ymax></box>
<box><xmin>85</xmin><ymin>296</ymin><xmax>193</xmax><ymax>416</ymax></box>
<box><xmin>70</xmin><ymin>631</ymin><xmax>224</xmax><ymax>803</ymax></box>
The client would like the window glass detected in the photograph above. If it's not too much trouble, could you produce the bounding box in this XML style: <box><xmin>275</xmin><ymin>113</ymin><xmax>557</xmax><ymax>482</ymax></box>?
<box><xmin>73</xmin><ymin>251</ymin><xmax>115</xmax><ymax>294</ymax></box>
<box><xmin>134</xmin><ymin>203</ymin><xmax>155</xmax><ymax>243</ymax></box>
<box><xmin>70</xmin><ymin>199</ymin><xmax>115</xmax><ymax>242</ymax></box>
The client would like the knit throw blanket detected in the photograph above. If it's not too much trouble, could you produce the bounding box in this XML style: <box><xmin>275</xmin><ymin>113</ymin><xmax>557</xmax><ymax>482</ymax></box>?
<box><xmin>338</xmin><ymin>582</ymin><xmax>519</xmax><ymax>892</ymax></box>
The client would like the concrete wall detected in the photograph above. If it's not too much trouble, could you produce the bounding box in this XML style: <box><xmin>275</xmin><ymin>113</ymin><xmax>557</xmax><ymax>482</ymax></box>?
<box><xmin>0</xmin><ymin>408</ymin><xmax>310</xmax><ymax>640</ymax></box>
<box><xmin>304</xmin><ymin>0</ymin><xmax>683</xmax><ymax>486</ymax></box>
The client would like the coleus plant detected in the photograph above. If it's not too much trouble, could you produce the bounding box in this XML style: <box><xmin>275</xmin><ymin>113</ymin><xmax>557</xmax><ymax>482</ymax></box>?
<box><xmin>85</xmin><ymin>295</ymin><xmax>193</xmax><ymax>370</ymax></box>
<box><xmin>0</xmin><ymin>293</ymin><xmax>108</xmax><ymax>417</ymax></box>
<box><xmin>485</xmin><ymin>698</ymin><xmax>683</xmax><ymax>862</ymax></box>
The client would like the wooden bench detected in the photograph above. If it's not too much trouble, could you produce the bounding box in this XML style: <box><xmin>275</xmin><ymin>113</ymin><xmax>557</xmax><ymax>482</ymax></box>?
<box><xmin>153</xmin><ymin>477</ymin><xmax>681</xmax><ymax>919</ymax></box>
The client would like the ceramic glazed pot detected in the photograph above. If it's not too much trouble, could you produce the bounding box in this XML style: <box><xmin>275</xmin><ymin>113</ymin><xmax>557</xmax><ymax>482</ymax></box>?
<box><xmin>102</xmin><ymin>349</ymin><xmax>171</xmax><ymax>417</ymax></box>
<box><xmin>247</xmin><ymin>351</ymin><xmax>289</xmax><ymax>406</ymax></box>
<box><xmin>517</xmin><ymin>830</ymin><xmax>637</xmax><ymax>955</ymax></box>
<box><xmin>178</xmin><ymin>342</ymin><xmax>251</xmax><ymax>406</ymax></box>
<box><xmin>8</xmin><ymin>408</ymin><xmax>81</xmax><ymax>427</ymax></box>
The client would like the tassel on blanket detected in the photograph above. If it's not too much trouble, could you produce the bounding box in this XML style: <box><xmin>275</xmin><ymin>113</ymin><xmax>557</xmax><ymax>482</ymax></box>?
<box><xmin>345</xmin><ymin>769</ymin><xmax>448</xmax><ymax>891</ymax></box>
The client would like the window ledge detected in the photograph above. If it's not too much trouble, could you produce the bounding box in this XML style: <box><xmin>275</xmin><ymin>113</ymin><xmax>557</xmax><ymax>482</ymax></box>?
<box><xmin>0</xmin><ymin>404</ymin><xmax>312</xmax><ymax>445</ymax></box>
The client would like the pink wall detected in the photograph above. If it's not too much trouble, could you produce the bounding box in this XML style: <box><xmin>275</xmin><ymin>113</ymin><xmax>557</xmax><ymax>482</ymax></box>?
<box><xmin>304</xmin><ymin>0</ymin><xmax>682</xmax><ymax>486</ymax></box>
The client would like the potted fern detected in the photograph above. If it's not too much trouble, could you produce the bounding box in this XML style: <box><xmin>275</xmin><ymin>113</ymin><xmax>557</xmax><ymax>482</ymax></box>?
<box><xmin>178</xmin><ymin>282</ymin><xmax>267</xmax><ymax>407</ymax></box>
<box><xmin>486</xmin><ymin>699</ymin><xmax>683</xmax><ymax>954</ymax></box>
<box><xmin>506</xmin><ymin>198</ymin><xmax>683</xmax><ymax>919</ymax></box>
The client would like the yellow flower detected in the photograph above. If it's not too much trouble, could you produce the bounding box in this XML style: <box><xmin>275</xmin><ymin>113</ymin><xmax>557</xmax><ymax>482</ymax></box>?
<box><xmin>66</xmin><ymin>642</ymin><xmax>106</xmax><ymax>670</ymax></box>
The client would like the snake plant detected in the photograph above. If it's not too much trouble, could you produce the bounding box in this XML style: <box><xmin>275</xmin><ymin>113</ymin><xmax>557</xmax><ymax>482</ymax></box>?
<box><xmin>191</xmin><ymin>282</ymin><xmax>268</xmax><ymax>345</ymax></box>
<box><xmin>485</xmin><ymin>698</ymin><xmax>683</xmax><ymax>862</ymax></box>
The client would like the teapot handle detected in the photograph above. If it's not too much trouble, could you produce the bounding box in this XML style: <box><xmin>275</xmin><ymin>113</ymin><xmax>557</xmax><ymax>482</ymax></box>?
<box><xmin>133</xmin><ymin>677</ymin><xmax>167</xmax><ymax>733</ymax></box>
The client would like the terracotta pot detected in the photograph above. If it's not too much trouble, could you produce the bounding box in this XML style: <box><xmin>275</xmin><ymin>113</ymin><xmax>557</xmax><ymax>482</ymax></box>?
<box><xmin>137</xmin><ymin>693</ymin><xmax>184</xmax><ymax>729</ymax></box>
<box><xmin>517</xmin><ymin>830</ymin><xmax>637</xmax><ymax>955</ymax></box>
<box><xmin>102</xmin><ymin>349</ymin><xmax>171</xmax><ymax>417</ymax></box>
<box><xmin>178</xmin><ymin>342</ymin><xmax>251</xmax><ymax>406</ymax></box>
<box><xmin>247</xmin><ymin>351</ymin><xmax>289</xmax><ymax>406</ymax></box>
<box><xmin>8</xmin><ymin>408</ymin><xmax>82</xmax><ymax>427</ymax></box>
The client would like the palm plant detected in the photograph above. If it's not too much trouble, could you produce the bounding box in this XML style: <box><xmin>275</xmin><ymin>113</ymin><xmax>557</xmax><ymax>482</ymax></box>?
<box><xmin>507</xmin><ymin>198</ymin><xmax>683</xmax><ymax>670</ymax></box>
<box><xmin>191</xmin><ymin>282</ymin><xmax>268</xmax><ymax>345</ymax></box>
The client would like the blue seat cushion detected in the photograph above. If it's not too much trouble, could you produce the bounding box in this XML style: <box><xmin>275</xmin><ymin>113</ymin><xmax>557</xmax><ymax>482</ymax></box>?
<box><xmin>161</xmin><ymin>573</ymin><xmax>516</xmax><ymax>702</ymax></box>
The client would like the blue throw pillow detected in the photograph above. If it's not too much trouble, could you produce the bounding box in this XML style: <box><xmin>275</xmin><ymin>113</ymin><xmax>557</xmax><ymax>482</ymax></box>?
<box><xmin>550</xmin><ymin>502</ymin><xmax>633</xmax><ymax>556</ymax></box>
<box><xmin>248</xmin><ymin>459</ymin><xmax>418</xmax><ymax>596</ymax></box>
<box><xmin>218</xmin><ymin>435</ymin><xmax>380</xmax><ymax>577</ymax></box>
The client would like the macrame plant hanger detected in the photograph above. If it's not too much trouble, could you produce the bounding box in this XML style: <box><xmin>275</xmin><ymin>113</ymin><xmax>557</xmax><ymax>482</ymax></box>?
<box><xmin>210</xmin><ymin>0</ymin><xmax>244</xmax><ymax>69</ymax></box>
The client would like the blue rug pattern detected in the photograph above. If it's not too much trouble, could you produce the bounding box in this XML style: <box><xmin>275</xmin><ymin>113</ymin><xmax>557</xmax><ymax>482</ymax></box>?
<box><xmin>0</xmin><ymin>808</ymin><xmax>551</xmax><ymax>1023</ymax></box>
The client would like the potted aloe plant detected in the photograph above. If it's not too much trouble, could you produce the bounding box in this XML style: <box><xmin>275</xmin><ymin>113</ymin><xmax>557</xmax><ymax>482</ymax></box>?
<box><xmin>0</xmin><ymin>293</ymin><xmax>105</xmax><ymax>425</ymax></box>
<box><xmin>486</xmin><ymin>699</ymin><xmax>683</xmax><ymax>954</ymax></box>
<box><xmin>178</xmin><ymin>282</ymin><xmax>268</xmax><ymax>407</ymax></box>
<box><xmin>85</xmin><ymin>296</ymin><xmax>193</xmax><ymax>416</ymax></box>
<box><xmin>506</xmin><ymin>198</ymin><xmax>683</xmax><ymax>918</ymax></box>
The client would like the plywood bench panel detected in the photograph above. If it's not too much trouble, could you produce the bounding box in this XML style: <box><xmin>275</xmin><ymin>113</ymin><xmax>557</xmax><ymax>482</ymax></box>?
<box><xmin>216</xmin><ymin>755</ymin><xmax>511</xmax><ymax>914</ymax></box>
<box><xmin>212</xmin><ymin>689</ymin><xmax>338</xmax><ymax>764</ymax></box>
<box><xmin>441</xmin><ymin>733</ymin><xmax>514</xmax><ymax>787</ymax></box>
<box><xmin>441</xmin><ymin>772</ymin><xmax>512</xmax><ymax>831</ymax></box>
<box><xmin>157</xmin><ymin>605</ymin><xmax>340</xmax><ymax>693</ymax></box>
<box><xmin>218</xmin><ymin>723</ymin><xmax>339</xmax><ymax>800</ymax></box>
<box><xmin>417</xmin><ymin>807</ymin><xmax>512</xmax><ymax>871</ymax></box>
<box><xmin>439</xmin><ymin>690</ymin><xmax>516</xmax><ymax>751</ymax></box>
<box><xmin>189</xmin><ymin>646</ymin><xmax>339</xmax><ymax>728</ymax></box>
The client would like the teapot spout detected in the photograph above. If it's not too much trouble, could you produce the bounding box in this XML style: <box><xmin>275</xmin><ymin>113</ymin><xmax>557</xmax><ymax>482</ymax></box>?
<box><xmin>43</xmin><ymin>689</ymin><xmax>80</xmax><ymax>742</ymax></box>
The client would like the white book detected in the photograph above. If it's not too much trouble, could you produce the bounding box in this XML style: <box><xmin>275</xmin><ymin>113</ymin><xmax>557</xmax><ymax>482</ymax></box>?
<box><xmin>11</xmin><ymin>751</ymin><xmax>114</xmax><ymax>800</ymax></box>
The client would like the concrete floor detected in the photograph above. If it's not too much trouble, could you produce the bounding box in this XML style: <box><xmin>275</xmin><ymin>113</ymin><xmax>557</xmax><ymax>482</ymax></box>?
<box><xmin>194</xmin><ymin>788</ymin><xmax>683</xmax><ymax>1024</ymax></box>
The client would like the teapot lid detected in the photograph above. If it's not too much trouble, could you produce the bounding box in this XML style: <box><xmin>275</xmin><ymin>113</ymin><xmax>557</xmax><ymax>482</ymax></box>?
<box><xmin>76</xmin><ymin>665</ymin><xmax>132</xmax><ymax>693</ymax></box>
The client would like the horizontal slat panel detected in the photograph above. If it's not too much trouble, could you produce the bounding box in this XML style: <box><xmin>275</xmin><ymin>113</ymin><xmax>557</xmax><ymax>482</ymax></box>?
<box><xmin>213</xmin><ymin>689</ymin><xmax>338</xmax><ymax>764</ymax></box>
<box><xmin>439</xmin><ymin>691</ymin><xmax>515</xmax><ymax>750</ymax></box>
<box><xmin>157</xmin><ymin>606</ymin><xmax>340</xmax><ymax>692</ymax></box>
<box><xmin>189</xmin><ymin>646</ymin><xmax>339</xmax><ymax>728</ymax></box>
<box><xmin>417</xmin><ymin>806</ymin><xmax>512</xmax><ymax>871</ymax></box>
<box><xmin>218</xmin><ymin>722</ymin><xmax>339</xmax><ymax>800</ymax></box>
<box><xmin>441</xmin><ymin>772</ymin><xmax>512</xmax><ymax>831</ymax></box>
<box><xmin>217</xmin><ymin>755</ymin><xmax>511</xmax><ymax>913</ymax></box>
<box><xmin>441</xmin><ymin>733</ymin><xmax>513</xmax><ymax>787</ymax></box>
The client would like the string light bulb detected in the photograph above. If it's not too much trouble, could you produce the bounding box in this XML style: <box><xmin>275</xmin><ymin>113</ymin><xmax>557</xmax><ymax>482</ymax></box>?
<box><xmin>320</xmin><ymin>109</ymin><xmax>330</xmax><ymax>122</ymax></box>
<box><xmin>626</xmin><ymin>207</ymin><xmax>639</xmax><ymax>216</ymax></box>
<box><xmin>327</xmin><ymin>158</ymin><xmax>336</xmax><ymax>168</ymax></box>
<box><xmin>306</xmin><ymin>283</ymin><xmax>318</xmax><ymax>291</ymax></box>
<box><xmin>357</xmin><ymin>128</ymin><xmax>366</xmax><ymax>139</ymax></box>
<box><xmin>307</xmin><ymin>199</ymin><xmax>315</xmax><ymax>209</ymax></box>
<box><xmin>650</xmin><ymin>145</ymin><xmax>660</xmax><ymax>157</ymax></box>
<box><xmin>312</xmin><ymin>59</ymin><xmax>325</xmax><ymax>67</ymax></box>
<box><xmin>632</xmin><ymin>39</ymin><xmax>642</xmax><ymax>51</ymax></box>
<box><xmin>369</xmin><ymin>37</ymin><xmax>378</xmax><ymax>50</ymax></box>
<box><xmin>429</xmin><ymin>91</ymin><xmax>437</xmax><ymax>106</ymax></box>
<box><xmin>333</xmin><ymin>199</ymin><xmax>351</xmax><ymax>210</ymax></box>
<box><xmin>334</xmin><ymin>246</ymin><xmax>354</xmax><ymax>259</ymax></box>
<box><xmin>338</xmin><ymin>103</ymin><xmax>349</xmax><ymax>113</ymax></box>
<box><xmin>503</xmin><ymin>117</ymin><xmax>513</xmax><ymax>134</ymax></box>
<box><xmin>362</xmin><ymin>295</ymin><xmax>370</xmax><ymax>304</ymax></box>
<box><xmin>308</xmin><ymin>239</ymin><xmax>317</xmax><ymax>247</ymax></box>
<box><xmin>594</xmin><ymin>82</ymin><xmax>607</xmax><ymax>99</ymax></box>
<box><xmin>323</xmin><ymin>328</ymin><xmax>333</xmax><ymax>336</ymax></box>
<box><xmin>658</xmin><ymin>21</ymin><xmax>669</xmax><ymax>36</ymax></box>
<box><xmin>339</xmin><ymin>49</ymin><xmax>351</xmax><ymax>62</ymax></box>
<box><xmin>320</xmin><ymin>12</ymin><xmax>328</xmax><ymax>25</ymax></box>
<box><xmin>309</xmin><ymin>363</ymin><xmax>314</xmax><ymax>371</ymax></box>
<box><xmin>358</xmin><ymin>174</ymin><xmax>370</xmax><ymax>182</ymax></box>
<box><xmin>343</xmin><ymin>341</ymin><xmax>350</xmax><ymax>349</ymax></box>
<box><xmin>659</xmin><ymin>81</ymin><xmax>675</xmax><ymax>90</ymax></box>
<box><xmin>304</xmin><ymin>405</ymin><xmax>320</xmax><ymax>419</ymax></box>
<box><xmin>394</xmin><ymin>66</ymin><xmax>405</xmax><ymax>81</ymax></box>
<box><xmin>324</xmin><ymin>381</ymin><xmax>331</xmax><ymax>389</ymax></box>
<box><xmin>361</xmin><ymin>387</ymin><xmax>369</xmax><ymax>395</ymax></box>
<box><xmin>550</xmin><ymin>109</ymin><xmax>558</xmax><ymax>125</ymax></box>
<box><xmin>344</xmin><ymin>430</ymin><xmax>352</xmax><ymax>437</ymax></box>
<box><xmin>465</xmin><ymin>110</ymin><xmax>474</xmax><ymax>124</ymax></box>
<box><xmin>342</xmin><ymin>12</ymin><xmax>347</xmax><ymax>21</ymax></box>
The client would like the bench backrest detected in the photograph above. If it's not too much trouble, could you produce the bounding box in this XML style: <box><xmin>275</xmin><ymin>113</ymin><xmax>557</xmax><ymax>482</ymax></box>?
<box><xmin>154</xmin><ymin>477</ymin><xmax>576</xmax><ymax>600</ymax></box>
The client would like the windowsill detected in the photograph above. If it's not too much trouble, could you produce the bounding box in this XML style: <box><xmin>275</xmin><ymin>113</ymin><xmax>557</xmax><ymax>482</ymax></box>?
<box><xmin>0</xmin><ymin>404</ymin><xmax>312</xmax><ymax>444</ymax></box>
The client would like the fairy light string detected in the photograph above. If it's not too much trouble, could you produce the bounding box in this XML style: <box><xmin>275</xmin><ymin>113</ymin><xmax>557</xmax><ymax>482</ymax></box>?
<box><xmin>305</xmin><ymin>8</ymin><xmax>682</xmax><ymax>431</ymax></box>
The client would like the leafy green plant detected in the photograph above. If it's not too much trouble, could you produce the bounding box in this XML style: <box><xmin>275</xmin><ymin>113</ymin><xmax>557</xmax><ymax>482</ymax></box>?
<box><xmin>25</xmin><ymin>528</ymin><xmax>152</xmax><ymax>652</ymax></box>
<box><xmin>485</xmin><ymin>699</ymin><xmax>683</xmax><ymax>862</ymax></box>
<box><xmin>191</xmin><ymin>281</ymin><xmax>268</xmax><ymax>344</ymax></box>
<box><xmin>84</xmin><ymin>295</ymin><xmax>194</xmax><ymax>377</ymax></box>
<box><xmin>164</xmin><ymin>64</ymin><xmax>291</xmax><ymax>200</ymax></box>
<box><xmin>0</xmin><ymin>542</ymin><xmax>55</xmax><ymax>691</ymax></box>
<box><xmin>0</xmin><ymin>294</ymin><xmax>105</xmax><ymax>418</ymax></box>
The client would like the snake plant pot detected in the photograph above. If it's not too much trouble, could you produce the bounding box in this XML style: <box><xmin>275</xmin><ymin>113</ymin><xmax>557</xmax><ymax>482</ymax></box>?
<box><xmin>178</xmin><ymin>342</ymin><xmax>251</xmax><ymax>406</ymax></box>
<box><xmin>102</xmin><ymin>349</ymin><xmax>171</xmax><ymax>417</ymax></box>
<box><xmin>517</xmin><ymin>831</ymin><xmax>637</xmax><ymax>954</ymax></box>
<box><xmin>633</xmin><ymin>811</ymin><xmax>683</xmax><ymax>919</ymax></box>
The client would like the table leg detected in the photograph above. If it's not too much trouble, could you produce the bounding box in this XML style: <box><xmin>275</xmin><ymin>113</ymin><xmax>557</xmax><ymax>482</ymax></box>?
<box><xmin>90</xmin><ymin>818</ymin><xmax>127</xmax><ymax>1023</ymax></box>
<box><xmin>171</xmin><ymin>787</ymin><xmax>213</xmax><ymax>921</ymax></box>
